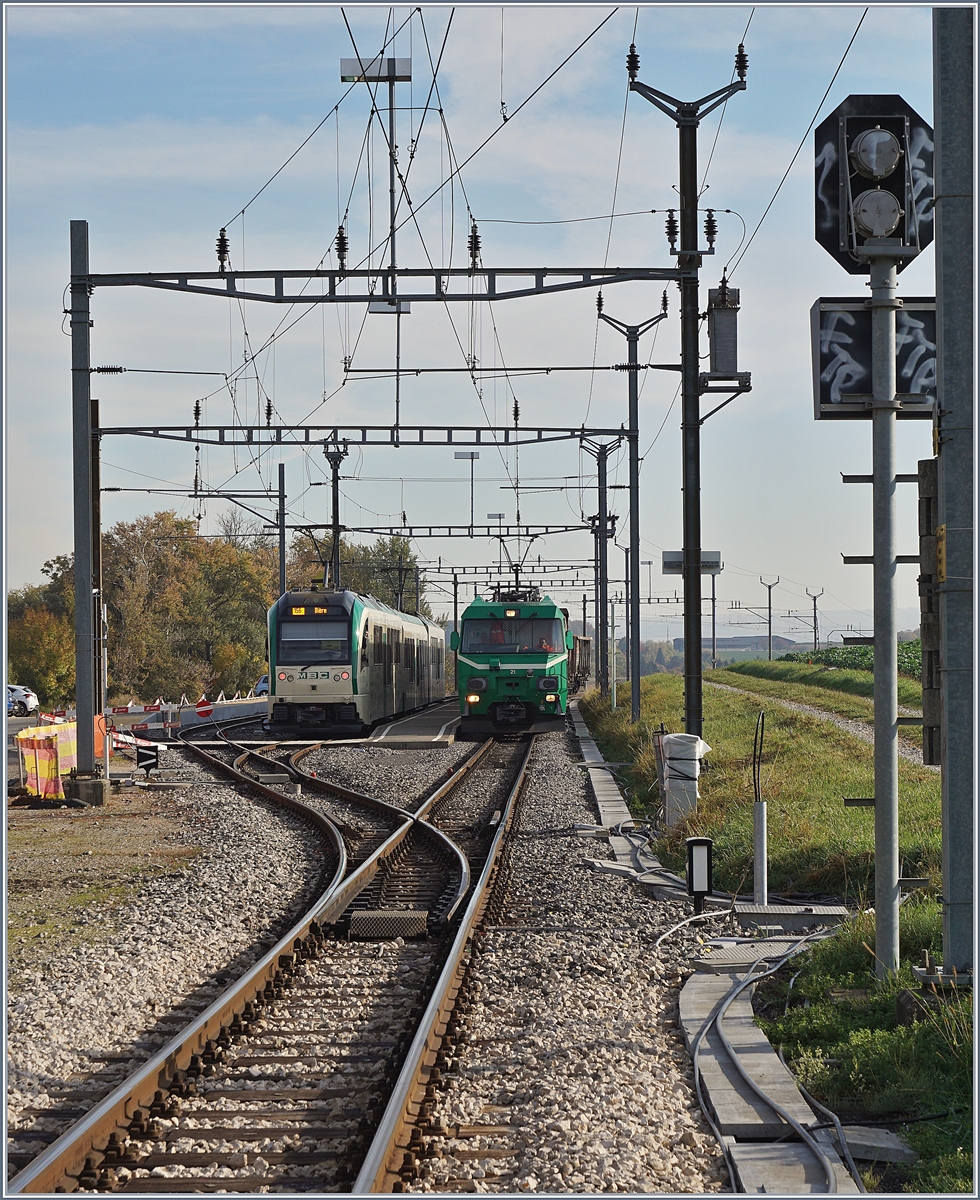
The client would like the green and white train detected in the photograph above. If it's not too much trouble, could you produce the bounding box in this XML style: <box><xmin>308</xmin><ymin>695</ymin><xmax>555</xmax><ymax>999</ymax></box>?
<box><xmin>267</xmin><ymin>589</ymin><xmax>446</xmax><ymax>732</ymax></box>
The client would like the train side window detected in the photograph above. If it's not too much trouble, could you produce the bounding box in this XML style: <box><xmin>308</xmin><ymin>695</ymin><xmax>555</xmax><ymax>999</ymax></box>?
<box><xmin>373</xmin><ymin>625</ymin><xmax>382</xmax><ymax>665</ymax></box>
<box><xmin>362</xmin><ymin>625</ymin><xmax>371</xmax><ymax>668</ymax></box>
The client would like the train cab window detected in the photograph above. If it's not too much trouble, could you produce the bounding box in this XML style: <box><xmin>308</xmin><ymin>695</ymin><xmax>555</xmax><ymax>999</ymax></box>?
<box><xmin>278</xmin><ymin>619</ymin><xmax>349</xmax><ymax>665</ymax></box>
<box><xmin>461</xmin><ymin>617</ymin><xmax>564</xmax><ymax>654</ymax></box>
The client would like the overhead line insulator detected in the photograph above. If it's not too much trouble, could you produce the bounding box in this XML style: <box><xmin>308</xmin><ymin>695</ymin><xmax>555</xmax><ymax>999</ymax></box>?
<box><xmin>216</xmin><ymin>228</ymin><xmax>230</xmax><ymax>273</ymax></box>
<box><xmin>736</xmin><ymin>42</ymin><xmax>748</xmax><ymax>82</ymax></box>
<box><xmin>467</xmin><ymin>221</ymin><xmax>481</xmax><ymax>271</ymax></box>
<box><xmin>626</xmin><ymin>43</ymin><xmax>640</xmax><ymax>82</ymax></box>
<box><xmin>335</xmin><ymin>224</ymin><xmax>348</xmax><ymax>273</ymax></box>
<box><xmin>665</xmin><ymin>209</ymin><xmax>679</xmax><ymax>252</ymax></box>
<box><xmin>704</xmin><ymin>208</ymin><xmax>718</xmax><ymax>248</ymax></box>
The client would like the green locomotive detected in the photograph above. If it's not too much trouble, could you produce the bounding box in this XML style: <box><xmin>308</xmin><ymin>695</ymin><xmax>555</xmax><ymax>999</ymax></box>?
<box><xmin>450</xmin><ymin>590</ymin><xmax>573</xmax><ymax>736</ymax></box>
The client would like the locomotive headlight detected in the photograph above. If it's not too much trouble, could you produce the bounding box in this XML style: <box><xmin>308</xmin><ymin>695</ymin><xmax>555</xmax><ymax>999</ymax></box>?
<box><xmin>545</xmin><ymin>694</ymin><xmax>558</xmax><ymax>703</ymax></box>
<box><xmin>278</xmin><ymin>672</ymin><xmax>287</xmax><ymax>681</ymax></box>
<box><xmin>466</xmin><ymin>694</ymin><xmax>482</xmax><ymax>705</ymax></box>
<box><xmin>341</xmin><ymin>671</ymin><xmax>350</xmax><ymax>680</ymax></box>
<box><xmin>537</xmin><ymin>676</ymin><xmax>559</xmax><ymax>691</ymax></box>
<box><xmin>466</xmin><ymin>676</ymin><xmax>488</xmax><ymax>692</ymax></box>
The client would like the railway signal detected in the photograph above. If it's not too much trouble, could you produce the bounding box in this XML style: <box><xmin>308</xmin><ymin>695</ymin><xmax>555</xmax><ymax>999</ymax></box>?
<box><xmin>813</xmin><ymin>95</ymin><xmax>935</xmax><ymax>980</ymax></box>
<box><xmin>135</xmin><ymin>744</ymin><xmax>159</xmax><ymax>774</ymax></box>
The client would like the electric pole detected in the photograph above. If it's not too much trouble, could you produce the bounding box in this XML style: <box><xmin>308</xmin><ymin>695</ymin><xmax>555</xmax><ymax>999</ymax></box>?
<box><xmin>807</xmin><ymin>587</ymin><xmax>824</xmax><ymax>652</ymax></box>
<box><xmin>278</xmin><ymin>463</ymin><xmax>287</xmax><ymax>596</ymax></box>
<box><xmin>323</xmin><ymin>441</ymin><xmax>349</xmax><ymax>589</ymax></box>
<box><xmin>597</xmin><ymin>293</ymin><xmax>667</xmax><ymax>721</ymax></box>
<box><xmin>628</xmin><ymin>41</ymin><xmax>748</xmax><ymax>737</ymax></box>
<box><xmin>760</xmin><ymin>576</ymin><xmax>779</xmax><ymax>660</ymax></box>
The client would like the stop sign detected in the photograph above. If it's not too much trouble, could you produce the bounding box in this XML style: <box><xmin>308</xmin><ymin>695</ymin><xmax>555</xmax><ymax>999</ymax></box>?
<box><xmin>196</xmin><ymin>699</ymin><xmax>213</xmax><ymax>719</ymax></box>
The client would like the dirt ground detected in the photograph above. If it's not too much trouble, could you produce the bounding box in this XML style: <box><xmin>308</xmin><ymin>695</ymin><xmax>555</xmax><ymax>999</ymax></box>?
<box><xmin>6</xmin><ymin>787</ymin><xmax>204</xmax><ymax>987</ymax></box>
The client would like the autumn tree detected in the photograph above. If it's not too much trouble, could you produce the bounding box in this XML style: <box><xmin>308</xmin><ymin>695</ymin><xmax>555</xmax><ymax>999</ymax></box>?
<box><xmin>7</xmin><ymin>606</ymin><xmax>75</xmax><ymax>706</ymax></box>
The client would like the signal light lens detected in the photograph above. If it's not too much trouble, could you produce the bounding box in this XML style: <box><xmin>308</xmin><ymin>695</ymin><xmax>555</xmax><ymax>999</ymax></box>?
<box><xmin>341</xmin><ymin>671</ymin><xmax>350</xmax><ymax>680</ymax></box>
<box><xmin>466</xmin><ymin>694</ymin><xmax>482</xmax><ymax>705</ymax></box>
<box><xmin>278</xmin><ymin>672</ymin><xmax>287</xmax><ymax>680</ymax></box>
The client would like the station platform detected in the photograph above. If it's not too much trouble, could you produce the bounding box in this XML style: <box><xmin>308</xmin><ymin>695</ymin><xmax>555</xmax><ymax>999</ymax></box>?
<box><xmin>179</xmin><ymin>699</ymin><xmax>461</xmax><ymax>751</ymax></box>
<box><xmin>364</xmin><ymin>699</ymin><xmax>460</xmax><ymax>748</ymax></box>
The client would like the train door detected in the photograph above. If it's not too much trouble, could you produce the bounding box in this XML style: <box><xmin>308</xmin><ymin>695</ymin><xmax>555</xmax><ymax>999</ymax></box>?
<box><xmin>383</xmin><ymin>625</ymin><xmax>394</xmax><ymax>716</ymax></box>
<box><xmin>368</xmin><ymin>624</ymin><xmax>380</xmax><ymax>720</ymax></box>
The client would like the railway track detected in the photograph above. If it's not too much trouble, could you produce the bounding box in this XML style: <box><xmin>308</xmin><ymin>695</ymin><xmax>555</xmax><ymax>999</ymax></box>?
<box><xmin>8</xmin><ymin>723</ymin><xmax>535</xmax><ymax>1194</ymax></box>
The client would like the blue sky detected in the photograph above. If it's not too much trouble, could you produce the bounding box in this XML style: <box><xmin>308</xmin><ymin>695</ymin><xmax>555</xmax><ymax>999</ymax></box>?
<box><xmin>5</xmin><ymin>3</ymin><xmax>937</xmax><ymax>639</ymax></box>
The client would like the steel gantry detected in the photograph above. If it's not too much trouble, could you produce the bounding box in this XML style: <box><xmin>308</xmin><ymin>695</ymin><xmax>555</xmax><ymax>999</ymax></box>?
<box><xmin>70</xmin><ymin>230</ymin><xmax>674</xmax><ymax>776</ymax></box>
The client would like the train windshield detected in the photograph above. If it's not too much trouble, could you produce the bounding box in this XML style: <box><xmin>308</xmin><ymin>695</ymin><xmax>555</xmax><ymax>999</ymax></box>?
<box><xmin>461</xmin><ymin>618</ymin><xmax>564</xmax><ymax>654</ymax></box>
<box><xmin>278</xmin><ymin>619</ymin><xmax>350</xmax><ymax>665</ymax></box>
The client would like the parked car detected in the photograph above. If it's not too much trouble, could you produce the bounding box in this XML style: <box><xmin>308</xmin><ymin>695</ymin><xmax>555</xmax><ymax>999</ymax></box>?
<box><xmin>254</xmin><ymin>675</ymin><xmax>269</xmax><ymax>696</ymax></box>
<box><xmin>7</xmin><ymin>689</ymin><xmax>14</xmax><ymax>717</ymax></box>
<box><xmin>8</xmin><ymin>684</ymin><xmax>39</xmax><ymax>716</ymax></box>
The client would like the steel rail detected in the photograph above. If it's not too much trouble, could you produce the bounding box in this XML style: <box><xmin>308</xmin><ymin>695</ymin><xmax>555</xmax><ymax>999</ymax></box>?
<box><xmin>353</xmin><ymin>735</ymin><xmax>537</xmax><ymax>1193</ymax></box>
<box><xmin>7</xmin><ymin>719</ymin><xmax>350</xmax><ymax>1195</ymax></box>
<box><xmin>8</xmin><ymin>728</ymin><xmax>495</xmax><ymax>1193</ymax></box>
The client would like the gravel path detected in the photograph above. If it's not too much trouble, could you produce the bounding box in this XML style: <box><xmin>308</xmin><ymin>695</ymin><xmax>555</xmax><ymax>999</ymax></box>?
<box><xmin>6</xmin><ymin>765</ymin><xmax>331</xmax><ymax>1174</ymax></box>
<box><xmin>411</xmin><ymin>731</ymin><xmax>727</xmax><ymax>1194</ymax></box>
<box><xmin>705</xmin><ymin>680</ymin><xmax>937</xmax><ymax>770</ymax></box>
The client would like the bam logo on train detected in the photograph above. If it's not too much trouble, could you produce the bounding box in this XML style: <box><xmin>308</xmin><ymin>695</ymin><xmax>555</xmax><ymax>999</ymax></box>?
<box><xmin>450</xmin><ymin>590</ymin><xmax>588</xmax><ymax>736</ymax></box>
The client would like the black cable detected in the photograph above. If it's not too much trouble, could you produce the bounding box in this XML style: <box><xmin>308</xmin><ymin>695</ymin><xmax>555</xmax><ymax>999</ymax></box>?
<box><xmin>349</xmin><ymin>7</ymin><xmax>622</xmax><ymax>271</ymax></box>
<box><xmin>729</xmin><ymin>8</ymin><xmax>868</xmax><ymax>276</ymax></box>
<box><xmin>223</xmin><ymin>6</ymin><xmax>418</xmax><ymax>227</ymax></box>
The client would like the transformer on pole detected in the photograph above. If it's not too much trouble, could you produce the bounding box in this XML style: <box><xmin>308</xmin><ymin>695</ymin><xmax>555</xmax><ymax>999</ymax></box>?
<box><xmin>628</xmin><ymin>42</ymin><xmax>750</xmax><ymax>737</ymax></box>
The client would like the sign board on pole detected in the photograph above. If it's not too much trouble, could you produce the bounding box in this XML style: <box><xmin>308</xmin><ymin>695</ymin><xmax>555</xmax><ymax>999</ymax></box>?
<box><xmin>815</xmin><ymin>95</ymin><xmax>934</xmax><ymax>274</ymax></box>
<box><xmin>136</xmin><ymin>745</ymin><xmax>159</xmax><ymax>773</ymax></box>
<box><xmin>811</xmin><ymin>297</ymin><xmax>936</xmax><ymax>419</ymax></box>
<box><xmin>195</xmin><ymin>699</ymin><xmax>213</xmax><ymax>719</ymax></box>
<box><xmin>662</xmin><ymin>551</ymin><xmax>723</xmax><ymax>575</ymax></box>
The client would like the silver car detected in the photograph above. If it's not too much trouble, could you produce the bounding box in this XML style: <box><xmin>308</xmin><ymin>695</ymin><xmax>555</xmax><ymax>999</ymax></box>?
<box><xmin>8</xmin><ymin>684</ymin><xmax>39</xmax><ymax>716</ymax></box>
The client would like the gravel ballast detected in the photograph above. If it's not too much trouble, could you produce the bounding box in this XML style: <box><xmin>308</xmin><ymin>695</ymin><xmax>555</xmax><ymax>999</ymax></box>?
<box><xmin>410</xmin><ymin>730</ymin><xmax>727</xmax><ymax>1194</ymax></box>
<box><xmin>6</xmin><ymin>762</ymin><xmax>331</xmax><ymax>1175</ymax></box>
<box><xmin>299</xmin><ymin>743</ymin><xmax>475</xmax><ymax>809</ymax></box>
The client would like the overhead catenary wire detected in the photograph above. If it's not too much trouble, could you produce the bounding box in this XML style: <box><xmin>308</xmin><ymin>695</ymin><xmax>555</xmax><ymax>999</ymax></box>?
<box><xmin>729</xmin><ymin>7</ymin><xmax>868</xmax><ymax>277</ymax></box>
<box><xmin>350</xmin><ymin>7</ymin><xmax>622</xmax><ymax>272</ymax></box>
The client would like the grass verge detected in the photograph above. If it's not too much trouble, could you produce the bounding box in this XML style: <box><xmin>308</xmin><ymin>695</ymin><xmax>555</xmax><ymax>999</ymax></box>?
<box><xmin>707</xmin><ymin>665</ymin><xmax>924</xmax><ymax>751</ymax></box>
<box><xmin>578</xmin><ymin>675</ymin><xmax>940</xmax><ymax>897</ymax></box>
<box><xmin>720</xmin><ymin>660</ymin><xmax>923</xmax><ymax>709</ymax></box>
<box><xmin>754</xmin><ymin>901</ymin><xmax>972</xmax><ymax>1193</ymax></box>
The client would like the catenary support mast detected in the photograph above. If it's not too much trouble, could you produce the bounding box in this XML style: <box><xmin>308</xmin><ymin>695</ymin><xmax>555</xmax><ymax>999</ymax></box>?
<box><xmin>629</xmin><ymin>45</ymin><xmax>747</xmax><ymax>736</ymax></box>
<box><xmin>933</xmin><ymin>7</ymin><xmax>974</xmax><ymax>974</ymax></box>
<box><xmin>70</xmin><ymin>220</ymin><xmax>97</xmax><ymax>777</ymax></box>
